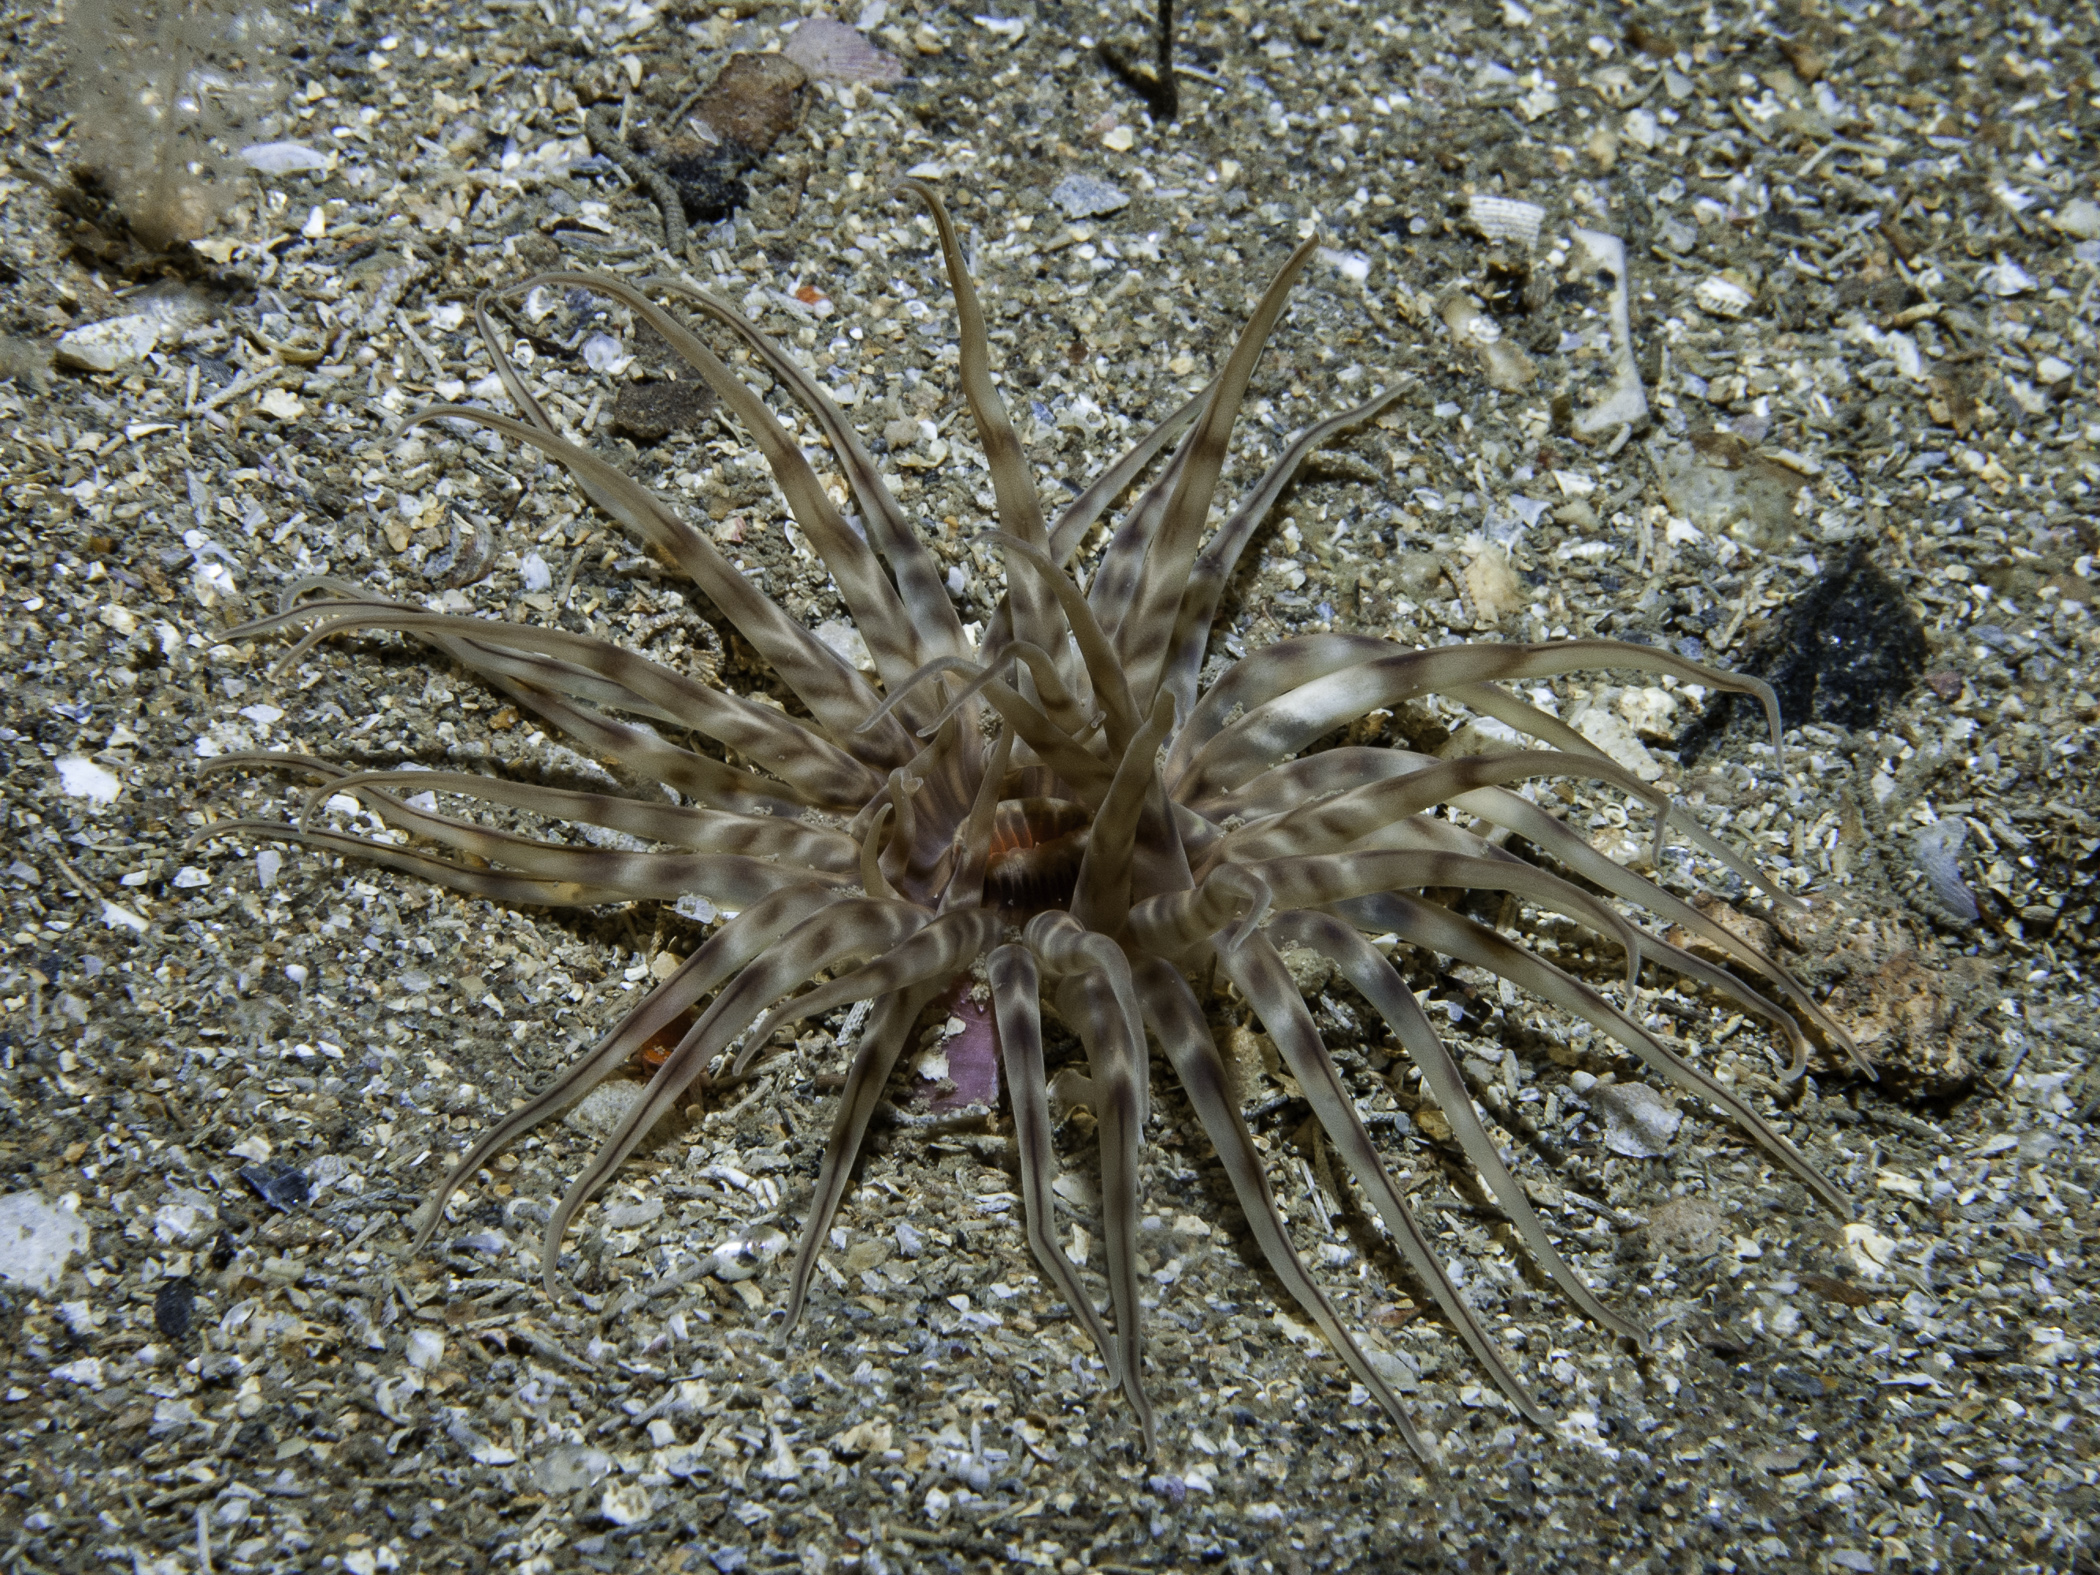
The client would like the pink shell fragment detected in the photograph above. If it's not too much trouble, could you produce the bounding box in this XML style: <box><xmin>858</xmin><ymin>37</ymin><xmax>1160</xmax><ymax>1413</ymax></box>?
<box><xmin>783</xmin><ymin>17</ymin><xmax>906</xmax><ymax>85</ymax></box>
<box><xmin>922</xmin><ymin>988</ymin><xmax>1000</xmax><ymax>1114</ymax></box>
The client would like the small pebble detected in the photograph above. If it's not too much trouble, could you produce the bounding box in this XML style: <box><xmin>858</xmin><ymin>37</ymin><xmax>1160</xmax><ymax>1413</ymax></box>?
<box><xmin>1594</xmin><ymin>1083</ymin><xmax>1681</xmax><ymax>1158</ymax></box>
<box><xmin>55</xmin><ymin>315</ymin><xmax>160</xmax><ymax>373</ymax></box>
<box><xmin>0</xmin><ymin>1192</ymin><xmax>89</xmax><ymax>1295</ymax></box>
<box><xmin>1050</xmin><ymin>174</ymin><xmax>1130</xmax><ymax>220</ymax></box>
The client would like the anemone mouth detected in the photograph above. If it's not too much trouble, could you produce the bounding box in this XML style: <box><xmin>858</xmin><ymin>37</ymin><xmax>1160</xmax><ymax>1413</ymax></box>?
<box><xmin>984</xmin><ymin>797</ymin><xmax>1092</xmax><ymax>914</ymax></box>
<box><xmin>206</xmin><ymin>180</ymin><xmax>1858</xmax><ymax>1466</ymax></box>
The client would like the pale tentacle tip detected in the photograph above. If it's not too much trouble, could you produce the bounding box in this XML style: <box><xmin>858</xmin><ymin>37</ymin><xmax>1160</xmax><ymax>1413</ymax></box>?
<box><xmin>407</xmin><ymin>1204</ymin><xmax>443</xmax><ymax>1252</ymax></box>
<box><xmin>1222</xmin><ymin>870</ymin><xmax>1273</xmax><ymax>952</ymax></box>
<box><xmin>1224</xmin><ymin>909</ymin><xmax>1266</xmax><ymax>953</ymax></box>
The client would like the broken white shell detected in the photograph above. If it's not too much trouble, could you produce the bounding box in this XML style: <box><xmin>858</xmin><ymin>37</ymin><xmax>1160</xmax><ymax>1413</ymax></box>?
<box><xmin>1440</xmin><ymin>294</ymin><xmax>1537</xmax><ymax>391</ymax></box>
<box><xmin>1693</xmin><ymin>275</ymin><xmax>1756</xmax><ymax>319</ymax></box>
<box><xmin>1568</xmin><ymin>228</ymin><xmax>1649</xmax><ymax>439</ymax></box>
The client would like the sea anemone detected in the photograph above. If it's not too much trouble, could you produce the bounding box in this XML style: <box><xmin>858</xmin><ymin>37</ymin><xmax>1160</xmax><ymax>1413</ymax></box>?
<box><xmin>208</xmin><ymin>183</ymin><xmax>1855</xmax><ymax>1460</ymax></box>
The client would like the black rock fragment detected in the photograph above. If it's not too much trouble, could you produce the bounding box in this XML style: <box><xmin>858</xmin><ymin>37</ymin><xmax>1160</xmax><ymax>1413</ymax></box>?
<box><xmin>661</xmin><ymin>154</ymin><xmax>751</xmax><ymax>226</ymax></box>
<box><xmin>154</xmin><ymin>1277</ymin><xmax>196</xmax><ymax>1341</ymax></box>
<box><xmin>239</xmin><ymin>1162</ymin><xmax>312</xmax><ymax>1211</ymax></box>
<box><xmin>1677</xmin><ymin>545</ymin><xmax>1926</xmax><ymax>760</ymax></box>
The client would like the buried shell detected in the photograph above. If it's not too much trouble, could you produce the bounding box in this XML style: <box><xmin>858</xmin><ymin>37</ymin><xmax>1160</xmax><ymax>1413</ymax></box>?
<box><xmin>205</xmin><ymin>182</ymin><xmax>1859</xmax><ymax>1460</ymax></box>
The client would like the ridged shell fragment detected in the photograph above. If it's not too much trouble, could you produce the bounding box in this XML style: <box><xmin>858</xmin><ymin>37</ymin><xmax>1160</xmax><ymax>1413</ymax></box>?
<box><xmin>783</xmin><ymin>17</ymin><xmax>906</xmax><ymax>84</ymax></box>
<box><xmin>1467</xmin><ymin>194</ymin><xmax>1547</xmax><ymax>248</ymax></box>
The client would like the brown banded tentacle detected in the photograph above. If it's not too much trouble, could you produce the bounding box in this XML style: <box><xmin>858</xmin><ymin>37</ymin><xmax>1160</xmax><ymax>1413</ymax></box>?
<box><xmin>299</xmin><ymin>768</ymin><xmax>860</xmax><ymax>870</ymax></box>
<box><xmin>733</xmin><ymin>909</ymin><xmax>1001</xmax><ymax>1075</ymax></box>
<box><xmin>1211</xmin><ymin>748</ymin><xmax>1675</xmax><ymax>868</ymax></box>
<box><xmin>1167</xmin><ymin>632</ymin><xmax>1403</xmax><ymax>785</ymax></box>
<box><xmin>254</xmin><ymin>608</ymin><xmax>797</xmax><ymax>766</ymax></box>
<box><xmin>873</xmin><ymin>767</ymin><xmax>923</xmax><ymax>898</ymax></box>
<box><xmin>402</xmin><ymin>403</ymin><xmax>914</xmax><ymax>762</ymax></box>
<box><xmin>1307</xmin><ymin>797</ymin><xmax>1841</xmax><ymax>1077</ymax></box>
<box><xmin>289</xmin><ymin>774</ymin><xmax>853</xmax><ymax>902</ymax></box>
<box><xmin>414</xmin><ymin>886</ymin><xmax>839</xmax><ymax>1249</ymax></box>
<box><xmin>1130</xmin><ymin>954</ymin><xmax>1439</xmax><ymax>1464</ymax></box>
<box><xmin>483</xmin><ymin>682</ymin><xmax>823</xmax><ymax>820</ymax></box>
<box><xmin>1443</xmin><ymin>783</ymin><xmax>1859</xmax><ymax>1072</ymax></box>
<box><xmin>1445</xmin><ymin>666</ymin><xmax>1787</xmax><ymax>776</ymax></box>
<box><xmin>902</xmin><ymin>186</ymin><xmax>1047</xmax><ymax>546</ymax></box>
<box><xmin>976</xmin><ymin>678</ymin><xmax>1118</xmax><ymax>800</ymax></box>
<box><xmin>939</xmin><ymin>726</ymin><xmax>1016</xmax><ymax>915</ymax></box>
<box><xmin>1249</xmin><ymin>915</ymin><xmax>1580</xmax><ymax>1422</ymax></box>
<box><xmin>902</xmin><ymin>182</ymin><xmax>1047</xmax><ymax>552</ymax></box>
<box><xmin>643</xmin><ymin>275</ymin><xmax>972</xmax><ymax>673</ymax></box>
<box><xmin>1069</xmin><ymin>691</ymin><xmax>1177</xmax><ymax>935</ymax></box>
<box><xmin>647</xmin><ymin>894</ymin><xmax>936</xmax><ymax>1088</ymax></box>
<box><xmin>432</xmin><ymin>622</ymin><xmax>884</xmax><ymax>807</ymax></box>
<box><xmin>197</xmin><ymin>820</ymin><xmax>655</xmax><ymax>907</ymax></box>
<box><xmin>988</xmin><ymin>945</ymin><xmax>1121</xmax><ymax>1369</ymax></box>
<box><xmin>1083</xmin><ymin>404</ymin><xmax>1204</xmax><ymax>646</ymax></box>
<box><xmin>855</xmin><ymin>656</ymin><xmax>986</xmax><ymax>736</ymax></box>
<box><xmin>1254</xmin><ymin>848</ymin><xmax>1650</xmax><ymax>992</ymax></box>
<box><xmin>1443</xmin><ymin>680</ymin><xmax>1800</xmax><ymax>911</ymax></box>
<box><xmin>1169</xmin><ymin>635</ymin><xmax>1782</xmax><ymax>798</ymax></box>
<box><xmin>536</xmin><ymin>898</ymin><xmax>933</xmax><ymax>1293</ymax></box>
<box><xmin>1026</xmin><ymin>908</ymin><xmax>1152</xmax><ymax>1133</ymax></box>
<box><xmin>922</xmin><ymin>642</ymin><xmax>1096</xmax><ymax>745</ymax></box>
<box><xmin>902</xmin><ymin>720</ymin><xmax>982</xmax><ymax>898</ymax></box>
<box><xmin>1344</xmin><ymin>806</ymin><xmax>1811</xmax><ymax>1050</ymax></box>
<box><xmin>484</xmin><ymin>273</ymin><xmax>933</xmax><ymax>714</ymax></box>
<box><xmin>1320</xmin><ymin>890</ymin><xmax>1850</xmax><ymax>1217</ymax></box>
<box><xmin>1179</xmin><ymin>745</ymin><xmax>1420</xmax><ymax>823</ymax></box>
<box><xmin>1127</xmin><ymin>863</ymin><xmax>1274</xmax><ymax>955</ymax></box>
<box><xmin>1160</xmin><ymin>386</ymin><xmax>1410</xmax><ymax>721</ymax></box>
<box><xmin>903</xmin><ymin>181</ymin><xmax>1071</xmax><ymax>684</ymax></box>
<box><xmin>1221</xmin><ymin>926</ymin><xmax>1646</xmax><ymax>1350</ymax></box>
<box><xmin>1052</xmin><ymin>968</ymin><xmax>1156</xmax><ymax>1453</ymax></box>
<box><xmin>782</xmin><ymin>982</ymin><xmax>945</xmax><ymax>1329</ymax></box>
<box><xmin>1048</xmin><ymin>381</ymin><xmax>1210</xmax><ymax>568</ymax></box>
<box><xmin>984</xmin><ymin>532</ymin><xmax>1143</xmax><ymax>751</ymax></box>
<box><xmin>472</xmin><ymin>287</ymin><xmax>563</xmax><ymax>439</ymax></box>
<box><xmin>858</xmin><ymin>804</ymin><xmax>899</xmax><ymax>902</ymax></box>
<box><xmin>1117</xmin><ymin>236</ymin><xmax>1322</xmax><ymax>708</ymax></box>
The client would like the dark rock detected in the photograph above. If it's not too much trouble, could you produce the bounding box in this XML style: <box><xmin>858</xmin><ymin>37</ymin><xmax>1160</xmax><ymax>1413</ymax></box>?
<box><xmin>612</xmin><ymin>379</ymin><xmax>715</xmax><ymax>443</ymax></box>
<box><xmin>663</xmin><ymin>154</ymin><xmax>751</xmax><ymax>225</ymax></box>
<box><xmin>634</xmin><ymin>53</ymin><xmax>807</xmax><ymax>226</ymax></box>
<box><xmin>1770</xmin><ymin>1367</ymin><xmax>1828</xmax><ymax>1401</ymax></box>
<box><xmin>1677</xmin><ymin>544</ymin><xmax>1926</xmax><ymax>759</ymax></box>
